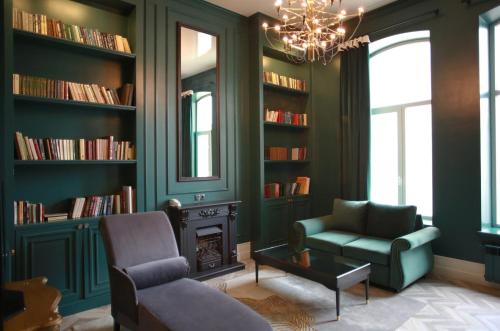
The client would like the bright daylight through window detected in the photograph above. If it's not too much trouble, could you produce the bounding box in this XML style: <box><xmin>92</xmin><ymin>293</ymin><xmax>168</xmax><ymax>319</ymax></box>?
<box><xmin>369</xmin><ymin>31</ymin><xmax>433</xmax><ymax>222</ymax></box>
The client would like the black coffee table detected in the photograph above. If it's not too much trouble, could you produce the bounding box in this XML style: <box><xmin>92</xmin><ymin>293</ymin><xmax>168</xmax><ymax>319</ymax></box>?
<box><xmin>253</xmin><ymin>244</ymin><xmax>371</xmax><ymax>320</ymax></box>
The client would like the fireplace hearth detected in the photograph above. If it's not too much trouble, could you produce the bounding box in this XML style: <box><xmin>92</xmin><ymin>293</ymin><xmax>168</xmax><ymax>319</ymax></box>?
<box><xmin>166</xmin><ymin>200</ymin><xmax>244</xmax><ymax>280</ymax></box>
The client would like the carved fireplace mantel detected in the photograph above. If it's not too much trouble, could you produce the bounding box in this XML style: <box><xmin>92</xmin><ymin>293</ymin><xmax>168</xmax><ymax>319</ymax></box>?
<box><xmin>166</xmin><ymin>200</ymin><xmax>244</xmax><ymax>280</ymax></box>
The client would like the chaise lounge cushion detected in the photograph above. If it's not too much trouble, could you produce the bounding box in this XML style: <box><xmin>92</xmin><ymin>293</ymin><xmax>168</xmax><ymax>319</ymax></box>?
<box><xmin>137</xmin><ymin>278</ymin><xmax>272</xmax><ymax>331</ymax></box>
<box><xmin>125</xmin><ymin>257</ymin><xmax>189</xmax><ymax>290</ymax></box>
<box><xmin>342</xmin><ymin>237</ymin><xmax>392</xmax><ymax>266</ymax></box>
<box><xmin>366</xmin><ymin>202</ymin><xmax>417</xmax><ymax>239</ymax></box>
<box><xmin>305</xmin><ymin>231</ymin><xmax>360</xmax><ymax>255</ymax></box>
<box><xmin>330</xmin><ymin>199</ymin><xmax>369</xmax><ymax>234</ymax></box>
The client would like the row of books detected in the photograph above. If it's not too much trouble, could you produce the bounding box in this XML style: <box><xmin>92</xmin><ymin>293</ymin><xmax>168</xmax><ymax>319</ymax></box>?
<box><xmin>264</xmin><ymin>176</ymin><xmax>310</xmax><ymax>199</ymax></box>
<box><xmin>265</xmin><ymin>147</ymin><xmax>308</xmax><ymax>161</ymax></box>
<box><xmin>12</xmin><ymin>74</ymin><xmax>134</xmax><ymax>106</ymax></box>
<box><xmin>70</xmin><ymin>186</ymin><xmax>135</xmax><ymax>219</ymax></box>
<box><xmin>15</xmin><ymin>132</ymin><xmax>135</xmax><ymax>161</ymax></box>
<box><xmin>263</xmin><ymin>72</ymin><xmax>306</xmax><ymax>91</ymax></box>
<box><xmin>12</xmin><ymin>8</ymin><xmax>132</xmax><ymax>53</ymax></box>
<box><xmin>14</xmin><ymin>201</ymin><xmax>44</xmax><ymax>225</ymax></box>
<box><xmin>14</xmin><ymin>187</ymin><xmax>135</xmax><ymax>225</ymax></box>
<box><xmin>265</xmin><ymin>147</ymin><xmax>288</xmax><ymax>161</ymax></box>
<box><xmin>265</xmin><ymin>109</ymin><xmax>308</xmax><ymax>126</ymax></box>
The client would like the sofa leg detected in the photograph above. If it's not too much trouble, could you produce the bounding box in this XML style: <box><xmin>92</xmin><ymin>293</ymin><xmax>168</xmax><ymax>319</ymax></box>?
<box><xmin>113</xmin><ymin>321</ymin><xmax>120</xmax><ymax>331</ymax></box>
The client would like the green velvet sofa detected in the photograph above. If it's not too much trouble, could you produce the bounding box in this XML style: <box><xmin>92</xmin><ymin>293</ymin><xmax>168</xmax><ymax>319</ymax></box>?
<box><xmin>293</xmin><ymin>199</ymin><xmax>441</xmax><ymax>291</ymax></box>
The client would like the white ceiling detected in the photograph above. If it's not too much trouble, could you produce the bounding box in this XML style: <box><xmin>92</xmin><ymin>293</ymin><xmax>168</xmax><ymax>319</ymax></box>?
<box><xmin>204</xmin><ymin>0</ymin><xmax>397</xmax><ymax>17</ymax></box>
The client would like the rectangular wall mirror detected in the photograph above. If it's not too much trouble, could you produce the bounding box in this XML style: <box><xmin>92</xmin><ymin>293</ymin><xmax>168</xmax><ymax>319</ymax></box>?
<box><xmin>177</xmin><ymin>24</ymin><xmax>220</xmax><ymax>181</ymax></box>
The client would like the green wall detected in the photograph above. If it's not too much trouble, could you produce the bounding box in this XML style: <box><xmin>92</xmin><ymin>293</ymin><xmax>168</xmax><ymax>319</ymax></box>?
<box><xmin>321</xmin><ymin>0</ymin><xmax>500</xmax><ymax>263</ymax></box>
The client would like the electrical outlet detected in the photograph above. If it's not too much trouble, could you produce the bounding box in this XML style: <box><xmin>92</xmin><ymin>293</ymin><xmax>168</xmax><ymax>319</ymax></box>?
<box><xmin>194</xmin><ymin>194</ymin><xmax>206</xmax><ymax>201</ymax></box>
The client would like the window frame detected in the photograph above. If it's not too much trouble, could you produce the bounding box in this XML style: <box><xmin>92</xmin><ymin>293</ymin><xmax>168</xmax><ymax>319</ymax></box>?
<box><xmin>369</xmin><ymin>33</ymin><xmax>433</xmax><ymax>223</ymax></box>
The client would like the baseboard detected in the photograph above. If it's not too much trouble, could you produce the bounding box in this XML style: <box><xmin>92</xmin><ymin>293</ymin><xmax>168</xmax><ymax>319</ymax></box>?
<box><xmin>237</xmin><ymin>242</ymin><xmax>251</xmax><ymax>261</ymax></box>
<box><xmin>431</xmin><ymin>255</ymin><xmax>500</xmax><ymax>289</ymax></box>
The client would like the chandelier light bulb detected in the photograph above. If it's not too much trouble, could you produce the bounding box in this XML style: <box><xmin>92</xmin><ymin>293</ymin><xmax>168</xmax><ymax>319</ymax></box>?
<box><xmin>262</xmin><ymin>0</ymin><xmax>366</xmax><ymax>64</ymax></box>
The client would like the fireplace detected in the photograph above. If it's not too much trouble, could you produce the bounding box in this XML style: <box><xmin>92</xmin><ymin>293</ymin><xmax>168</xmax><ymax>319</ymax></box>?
<box><xmin>196</xmin><ymin>226</ymin><xmax>223</xmax><ymax>271</ymax></box>
<box><xmin>166</xmin><ymin>200</ymin><xmax>245</xmax><ymax>280</ymax></box>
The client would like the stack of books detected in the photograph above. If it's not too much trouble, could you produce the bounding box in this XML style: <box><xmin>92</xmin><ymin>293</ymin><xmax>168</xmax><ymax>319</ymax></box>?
<box><xmin>12</xmin><ymin>8</ymin><xmax>132</xmax><ymax>53</ymax></box>
<box><xmin>265</xmin><ymin>109</ymin><xmax>308</xmax><ymax>126</ymax></box>
<box><xmin>263</xmin><ymin>176</ymin><xmax>310</xmax><ymax>199</ymax></box>
<box><xmin>14</xmin><ymin>132</ymin><xmax>135</xmax><ymax>161</ymax></box>
<box><xmin>265</xmin><ymin>147</ymin><xmax>288</xmax><ymax>161</ymax></box>
<box><xmin>264</xmin><ymin>183</ymin><xmax>281</xmax><ymax>199</ymax></box>
<box><xmin>70</xmin><ymin>186</ymin><xmax>135</xmax><ymax>218</ymax></box>
<box><xmin>291</xmin><ymin>147</ymin><xmax>307</xmax><ymax>161</ymax></box>
<box><xmin>14</xmin><ymin>201</ymin><xmax>44</xmax><ymax>225</ymax></box>
<box><xmin>263</xmin><ymin>72</ymin><xmax>306</xmax><ymax>91</ymax></box>
<box><xmin>12</xmin><ymin>74</ymin><xmax>135</xmax><ymax>106</ymax></box>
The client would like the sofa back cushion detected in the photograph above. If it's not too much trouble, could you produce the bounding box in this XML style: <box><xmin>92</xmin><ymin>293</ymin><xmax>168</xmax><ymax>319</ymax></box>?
<box><xmin>330</xmin><ymin>199</ymin><xmax>368</xmax><ymax>234</ymax></box>
<box><xmin>366</xmin><ymin>202</ymin><xmax>417</xmax><ymax>239</ymax></box>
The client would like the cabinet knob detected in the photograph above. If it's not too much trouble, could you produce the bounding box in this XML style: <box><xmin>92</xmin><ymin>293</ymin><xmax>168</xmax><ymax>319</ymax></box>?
<box><xmin>84</xmin><ymin>224</ymin><xmax>89</xmax><ymax>229</ymax></box>
<box><xmin>77</xmin><ymin>224</ymin><xmax>83</xmax><ymax>230</ymax></box>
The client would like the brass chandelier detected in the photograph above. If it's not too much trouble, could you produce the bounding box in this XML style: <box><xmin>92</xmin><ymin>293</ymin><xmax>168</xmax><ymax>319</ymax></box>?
<box><xmin>262</xmin><ymin>0</ymin><xmax>365</xmax><ymax>64</ymax></box>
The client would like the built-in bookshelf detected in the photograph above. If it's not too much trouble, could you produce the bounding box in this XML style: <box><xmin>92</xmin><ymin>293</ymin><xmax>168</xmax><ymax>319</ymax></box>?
<box><xmin>2</xmin><ymin>0</ymin><xmax>143</xmax><ymax>314</ymax></box>
<box><xmin>249</xmin><ymin>13</ymin><xmax>313</xmax><ymax>250</ymax></box>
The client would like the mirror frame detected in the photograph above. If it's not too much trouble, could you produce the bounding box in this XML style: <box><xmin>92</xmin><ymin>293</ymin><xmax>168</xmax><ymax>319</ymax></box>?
<box><xmin>176</xmin><ymin>22</ymin><xmax>221</xmax><ymax>182</ymax></box>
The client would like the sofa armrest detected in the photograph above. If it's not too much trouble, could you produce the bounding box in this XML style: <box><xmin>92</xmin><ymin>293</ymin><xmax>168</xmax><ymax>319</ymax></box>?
<box><xmin>109</xmin><ymin>266</ymin><xmax>139</xmax><ymax>324</ymax></box>
<box><xmin>125</xmin><ymin>256</ymin><xmax>189</xmax><ymax>290</ymax></box>
<box><xmin>292</xmin><ymin>215</ymin><xmax>335</xmax><ymax>252</ymax></box>
<box><xmin>391</xmin><ymin>227</ymin><xmax>441</xmax><ymax>252</ymax></box>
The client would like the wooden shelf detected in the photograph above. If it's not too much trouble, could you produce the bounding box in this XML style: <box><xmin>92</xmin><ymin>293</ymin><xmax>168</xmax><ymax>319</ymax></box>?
<box><xmin>14</xmin><ymin>95</ymin><xmax>136</xmax><ymax>112</ymax></box>
<box><xmin>263</xmin><ymin>194</ymin><xmax>310</xmax><ymax>202</ymax></box>
<box><xmin>264</xmin><ymin>160</ymin><xmax>309</xmax><ymax>164</ymax></box>
<box><xmin>14</xmin><ymin>160</ymin><xmax>136</xmax><ymax>166</ymax></box>
<box><xmin>263</xmin><ymin>82</ymin><xmax>308</xmax><ymax>96</ymax></box>
<box><xmin>264</xmin><ymin>122</ymin><xmax>309</xmax><ymax>129</ymax></box>
<box><xmin>14</xmin><ymin>29</ymin><xmax>136</xmax><ymax>60</ymax></box>
<box><xmin>15</xmin><ymin>216</ymin><xmax>100</xmax><ymax>229</ymax></box>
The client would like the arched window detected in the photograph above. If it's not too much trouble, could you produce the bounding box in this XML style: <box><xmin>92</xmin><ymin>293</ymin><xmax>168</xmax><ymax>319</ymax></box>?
<box><xmin>369</xmin><ymin>31</ymin><xmax>433</xmax><ymax>222</ymax></box>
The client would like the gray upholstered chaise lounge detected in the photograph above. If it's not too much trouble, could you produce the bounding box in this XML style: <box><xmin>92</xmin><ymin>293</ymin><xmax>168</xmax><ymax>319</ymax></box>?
<box><xmin>100</xmin><ymin>211</ymin><xmax>272</xmax><ymax>331</ymax></box>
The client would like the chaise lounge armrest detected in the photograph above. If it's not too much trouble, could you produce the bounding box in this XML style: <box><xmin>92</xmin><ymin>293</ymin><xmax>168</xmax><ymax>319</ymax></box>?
<box><xmin>391</xmin><ymin>227</ymin><xmax>441</xmax><ymax>252</ymax></box>
<box><xmin>293</xmin><ymin>215</ymin><xmax>335</xmax><ymax>252</ymax></box>
<box><xmin>109</xmin><ymin>266</ymin><xmax>139</xmax><ymax>324</ymax></box>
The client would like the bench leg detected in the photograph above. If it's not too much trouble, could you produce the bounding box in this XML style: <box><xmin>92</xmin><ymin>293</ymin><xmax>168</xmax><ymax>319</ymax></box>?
<box><xmin>336</xmin><ymin>290</ymin><xmax>340</xmax><ymax>321</ymax></box>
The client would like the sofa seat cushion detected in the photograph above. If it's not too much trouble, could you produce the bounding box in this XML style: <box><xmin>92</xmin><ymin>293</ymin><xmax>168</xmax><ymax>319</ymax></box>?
<box><xmin>306</xmin><ymin>231</ymin><xmax>361</xmax><ymax>255</ymax></box>
<box><xmin>342</xmin><ymin>237</ymin><xmax>392</xmax><ymax>266</ymax></box>
<box><xmin>137</xmin><ymin>278</ymin><xmax>272</xmax><ymax>331</ymax></box>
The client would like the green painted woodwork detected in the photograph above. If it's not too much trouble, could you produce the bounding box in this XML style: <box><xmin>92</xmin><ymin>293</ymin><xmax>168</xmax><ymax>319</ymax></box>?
<box><xmin>15</xmin><ymin>222</ymin><xmax>83</xmax><ymax>306</ymax></box>
<box><xmin>84</xmin><ymin>223</ymin><xmax>110</xmax><ymax>298</ymax></box>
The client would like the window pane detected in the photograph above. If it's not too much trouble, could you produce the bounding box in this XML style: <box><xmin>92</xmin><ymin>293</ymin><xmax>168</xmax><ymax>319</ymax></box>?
<box><xmin>479</xmin><ymin>25</ymin><xmax>489</xmax><ymax>96</ymax></box>
<box><xmin>496</xmin><ymin>96</ymin><xmax>500</xmax><ymax>225</ymax></box>
<box><xmin>370</xmin><ymin>41</ymin><xmax>431</xmax><ymax>108</ymax></box>
<box><xmin>370</xmin><ymin>112</ymin><xmax>399</xmax><ymax>205</ymax></box>
<box><xmin>405</xmin><ymin>104</ymin><xmax>433</xmax><ymax>218</ymax></box>
<box><xmin>481</xmin><ymin>97</ymin><xmax>491</xmax><ymax>225</ymax></box>
<box><xmin>370</xmin><ymin>31</ymin><xmax>430</xmax><ymax>54</ymax></box>
<box><xmin>496</xmin><ymin>24</ymin><xmax>500</xmax><ymax>90</ymax></box>
<box><xmin>197</xmin><ymin>133</ymin><xmax>211</xmax><ymax>177</ymax></box>
<box><xmin>195</xmin><ymin>93</ymin><xmax>213</xmax><ymax>132</ymax></box>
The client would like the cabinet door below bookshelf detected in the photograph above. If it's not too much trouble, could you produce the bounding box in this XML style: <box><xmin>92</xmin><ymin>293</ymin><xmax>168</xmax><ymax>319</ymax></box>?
<box><xmin>263</xmin><ymin>199</ymin><xmax>290</xmax><ymax>246</ymax></box>
<box><xmin>15</xmin><ymin>224</ymin><xmax>84</xmax><ymax>306</ymax></box>
<box><xmin>84</xmin><ymin>223</ymin><xmax>110</xmax><ymax>298</ymax></box>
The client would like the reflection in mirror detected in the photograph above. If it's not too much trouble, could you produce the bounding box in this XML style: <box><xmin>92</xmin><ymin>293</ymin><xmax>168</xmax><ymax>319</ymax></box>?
<box><xmin>179</xmin><ymin>25</ymin><xmax>219</xmax><ymax>180</ymax></box>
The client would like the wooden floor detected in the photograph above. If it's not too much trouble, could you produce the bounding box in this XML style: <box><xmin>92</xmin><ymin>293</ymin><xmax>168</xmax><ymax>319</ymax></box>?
<box><xmin>61</xmin><ymin>260</ymin><xmax>500</xmax><ymax>331</ymax></box>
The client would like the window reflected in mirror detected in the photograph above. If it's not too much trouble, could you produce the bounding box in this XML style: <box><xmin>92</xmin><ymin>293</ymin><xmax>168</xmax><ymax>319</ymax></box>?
<box><xmin>178</xmin><ymin>25</ymin><xmax>219</xmax><ymax>180</ymax></box>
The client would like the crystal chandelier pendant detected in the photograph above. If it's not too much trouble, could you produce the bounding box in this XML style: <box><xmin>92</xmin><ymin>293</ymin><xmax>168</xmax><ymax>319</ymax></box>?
<box><xmin>262</xmin><ymin>0</ymin><xmax>365</xmax><ymax>65</ymax></box>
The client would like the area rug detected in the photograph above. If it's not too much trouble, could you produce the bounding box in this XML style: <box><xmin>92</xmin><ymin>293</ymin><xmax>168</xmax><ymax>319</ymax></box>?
<box><xmin>70</xmin><ymin>265</ymin><xmax>425</xmax><ymax>331</ymax></box>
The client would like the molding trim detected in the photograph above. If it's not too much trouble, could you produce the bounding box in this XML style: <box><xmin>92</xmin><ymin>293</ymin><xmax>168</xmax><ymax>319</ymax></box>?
<box><xmin>432</xmin><ymin>255</ymin><xmax>500</xmax><ymax>289</ymax></box>
<box><xmin>237</xmin><ymin>242</ymin><xmax>251</xmax><ymax>261</ymax></box>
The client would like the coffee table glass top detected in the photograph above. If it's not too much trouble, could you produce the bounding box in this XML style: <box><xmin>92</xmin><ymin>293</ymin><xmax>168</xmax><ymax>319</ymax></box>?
<box><xmin>254</xmin><ymin>244</ymin><xmax>368</xmax><ymax>276</ymax></box>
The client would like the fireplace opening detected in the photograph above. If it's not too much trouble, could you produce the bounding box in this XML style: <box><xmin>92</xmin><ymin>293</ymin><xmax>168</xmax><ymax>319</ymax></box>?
<box><xmin>196</xmin><ymin>226</ymin><xmax>223</xmax><ymax>272</ymax></box>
